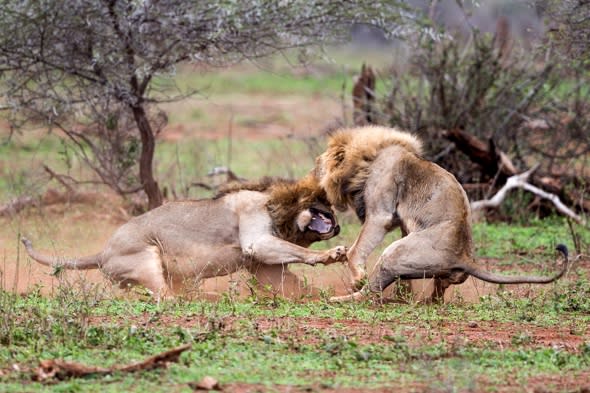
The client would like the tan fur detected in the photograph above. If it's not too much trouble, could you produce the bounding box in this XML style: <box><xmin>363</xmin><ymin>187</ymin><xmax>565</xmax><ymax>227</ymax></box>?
<box><xmin>313</xmin><ymin>126</ymin><xmax>569</xmax><ymax>302</ymax></box>
<box><xmin>22</xmin><ymin>176</ymin><xmax>345</xmax><ymax>301</ymax></box>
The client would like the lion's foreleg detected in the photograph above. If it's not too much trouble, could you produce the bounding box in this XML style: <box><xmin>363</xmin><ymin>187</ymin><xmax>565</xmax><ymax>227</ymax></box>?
<box><xmin>243</xmin><ymin>235</ymin><xmax>346</xmax><ymax>266</ymax></box>
<box><xmin>346</xmin><ymin>214</ymin><xmax>392</xmax><ymax>286</ymax></box>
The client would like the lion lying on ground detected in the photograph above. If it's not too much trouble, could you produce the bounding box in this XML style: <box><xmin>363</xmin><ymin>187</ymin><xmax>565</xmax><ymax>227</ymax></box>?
<box><xmin>312</xmin><ymin>125</ymin><xmax>569</xmax><ymax>302</ymax></box>
<box><xmin>22</xmin><ymin>176</ymin><xmax>346</xmax><ymax>301</ymax></box>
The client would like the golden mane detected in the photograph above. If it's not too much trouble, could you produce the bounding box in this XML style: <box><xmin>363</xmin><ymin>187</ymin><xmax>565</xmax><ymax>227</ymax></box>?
<box><xmin>319</xmin><ymin>126</ymin><xmax>423</xmax><ymax>217</ymax></box>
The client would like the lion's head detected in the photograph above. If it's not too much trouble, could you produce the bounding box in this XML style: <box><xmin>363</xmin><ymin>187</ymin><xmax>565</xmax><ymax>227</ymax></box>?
<box><xmin>266</xmin><ymin>175</ymin><xmax>340</xmax><ymax>247</ymax></box>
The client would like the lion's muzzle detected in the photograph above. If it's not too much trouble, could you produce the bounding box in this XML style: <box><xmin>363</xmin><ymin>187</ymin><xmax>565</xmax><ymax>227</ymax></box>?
<box><xmin>307</xmin><ymin>208</ymin><xmax>337</xmax><ymax>235</ymax></box>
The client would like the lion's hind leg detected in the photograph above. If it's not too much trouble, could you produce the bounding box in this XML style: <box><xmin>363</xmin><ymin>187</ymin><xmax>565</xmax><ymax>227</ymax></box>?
<box><xmin>103</xmin><ymin>246</ymin><xmax>172</xmax><ymax>302</ymax></box>
<box><xmin>368</xmin><ymin>233</ymin><xmax>448</xmax><ymax>296</ymax></box>
<box><xmin>329</xmin><ymin>239</ymin><xmax>412</xmax><ymax>303</ymax></box>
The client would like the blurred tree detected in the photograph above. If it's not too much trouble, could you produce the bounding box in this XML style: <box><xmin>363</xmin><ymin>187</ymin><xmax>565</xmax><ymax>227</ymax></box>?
<box><xmin>541</xmin><ymin>0</ymin><xmax>590</xmax><ymax>66</ymax></box>
<box><xmin>0</xmin><ymin>0</ymin><xmax>413</xmax><ymax>210</ymax></box>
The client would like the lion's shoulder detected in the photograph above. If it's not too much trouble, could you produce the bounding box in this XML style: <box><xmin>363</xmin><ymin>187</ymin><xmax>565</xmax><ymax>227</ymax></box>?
<box><xmin>214</xmin><ymin>177</ymin><xmax>295</xmax><ymax>199</ymax></box>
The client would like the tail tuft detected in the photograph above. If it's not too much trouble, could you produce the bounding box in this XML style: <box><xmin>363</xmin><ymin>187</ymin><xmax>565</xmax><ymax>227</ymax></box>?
<box><xmin>555</xmin><ymin>244</ymin><xmax>568</xmax><ymax>259</ymax></box>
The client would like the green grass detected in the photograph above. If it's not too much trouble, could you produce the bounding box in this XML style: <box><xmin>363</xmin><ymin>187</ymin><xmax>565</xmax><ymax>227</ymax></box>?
<box><xmin>172</xmin><ymin>68</ymin><xmax>348</xmax><ymax>97</ymax></box>
<box><xmin>152</xmin><ymin>136</ymin><xmax>321</xmax><ymax>202</ymax></box>
<box><xmin>164</xmin><ymin>46</ymin><xmax>396</xmax><ymax>98</ymax></box>
<box><xmin>160</xmin><ymin>57</ymin><xmax>350</xmax><ymax>98</ymax></box>
<box><xmin>0</xmin><ymin>131</ymin><xmax>71</xmax><ymax>200</ymax></box>
<box><xmin>0</xmin><ymin>133</ymin><xmax>321</xmax><ymax>202</ymax></box>
<box><xmin>1</xmin><ymin>284</ymin><xmax>589</xmax><ymax>392</ymax></box>
<box><xmin>472</xmin><ymin>217</ymin><xmax>589</xmax><ymax>264</ymax></box>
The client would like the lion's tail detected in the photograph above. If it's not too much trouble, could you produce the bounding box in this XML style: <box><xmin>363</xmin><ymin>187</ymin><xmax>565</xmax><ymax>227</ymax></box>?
<box><xmin>21</xmin><ymin>237</ymin><xmax>102</xmax><ymax>270</ymax></box>
<box><xmin>461</xmin><ymin>244</ymin><xmax>569</xmax><ymax>284</ymax></box>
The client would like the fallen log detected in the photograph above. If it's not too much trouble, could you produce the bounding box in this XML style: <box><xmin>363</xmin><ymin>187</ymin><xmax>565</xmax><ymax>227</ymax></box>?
<box><xmin>443</xmin><ymin>128</ymin><xmax>588</xmax><ymax>217</ymax></box>
<box><xmin>0</xmin><ymin>188</ymin><xmax>102</xmax><ymax>217</ymax></box>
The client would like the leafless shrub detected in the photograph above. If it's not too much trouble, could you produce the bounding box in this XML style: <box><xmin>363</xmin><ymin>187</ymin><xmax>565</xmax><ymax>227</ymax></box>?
<box><xmin>383</xmin><ymin>31</ymin><xmax>551</xmax><ymax>176</ymax></box>
<box><xmin>542</xmin><ymin>0</ymin><xmax>590</xmax><ymax>66</ymax></box>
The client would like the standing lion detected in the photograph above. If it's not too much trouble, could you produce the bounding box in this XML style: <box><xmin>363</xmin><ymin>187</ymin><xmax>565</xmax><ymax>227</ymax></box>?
<box><xmin>313</xmin><ymin>125</ymin><xmax>569</xmax><ymax>302</ymax></box>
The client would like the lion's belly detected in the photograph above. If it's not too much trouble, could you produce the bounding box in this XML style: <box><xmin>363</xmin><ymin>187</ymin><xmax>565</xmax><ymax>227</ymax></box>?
<box><xmin>160</xmin><ymin>243</ymin><xmax>245</xmax><ymax>282</ymax></box>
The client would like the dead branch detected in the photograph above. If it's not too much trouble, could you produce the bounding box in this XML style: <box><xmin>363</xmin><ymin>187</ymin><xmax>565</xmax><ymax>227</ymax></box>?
<box><xmin>43</xmin><ymin>165</ymin><xmax>75</xmax><ymax>193</ymax></box>
<box><xmin>207</xmin><ymin>166</ymin><xmax>244</xmax><ymax>182</ymax></box>
<box><xmin>118</xmin><ymin>343</ymin><xmax>190</xmax><ymax>372</ymax></box>
<box><xmin>471</xmin><ymin>165</ymin><xmax>585</xmax><ymax>225</ymax></box>
<box><xmin>443</xmin><ymin>128</ymin><xmax>517</xmax><ymax>179</ymax></box>
<box><xmin>352</xmin><ymin>63</ymin><xmax>376</xmax><ymax>126</ymax></box>
<box><xmin>33</xmin><ymin>343</ymin><xmax>191</xmax><ymax>381</ymax></box>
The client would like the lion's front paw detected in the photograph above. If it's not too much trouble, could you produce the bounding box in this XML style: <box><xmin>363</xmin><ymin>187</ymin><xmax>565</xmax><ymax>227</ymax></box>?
<box><xmin>328</xmin><ymin>246</ymin><xmax>347</xmax><ymax>263</ymax></box>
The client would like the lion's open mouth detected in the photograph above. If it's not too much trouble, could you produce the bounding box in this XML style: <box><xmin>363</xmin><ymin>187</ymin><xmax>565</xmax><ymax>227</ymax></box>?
<box><xmin>307</xmin><ymin>208</ymin><xmax>336</xmax><ymax>234</ymax></box>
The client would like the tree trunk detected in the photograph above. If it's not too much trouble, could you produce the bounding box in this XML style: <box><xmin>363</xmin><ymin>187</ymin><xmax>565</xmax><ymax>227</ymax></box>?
<box><xmin>352</xmin><ymin>63</ymin><xmax>376</xmax><ymax>126</ymax></box>
<box><xmin>131</xmin><ymin>105</ymin><xmax>163</xmax><ymax>210</ymax></box>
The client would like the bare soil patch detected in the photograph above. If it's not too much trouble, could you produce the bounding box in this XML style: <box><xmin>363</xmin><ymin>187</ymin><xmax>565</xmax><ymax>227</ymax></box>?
<box><xmin>88</xmin><ymin>313</ymin><xmax>589</xmax><ymax>354</ymax></box>
<box><xmin>219</xmin><ymin>383</ymin><xmax>425</xmax><ymax>393</ymax></box>
<box><xmin>215</xmin><ymin>378</ymin><xmax>590</xmax><ymax>393</ymax></box>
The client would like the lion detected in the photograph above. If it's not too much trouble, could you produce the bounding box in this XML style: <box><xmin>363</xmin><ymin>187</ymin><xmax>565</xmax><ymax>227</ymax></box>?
<box><xmin>312</xmin><ymin>125</ymin><xmax>569</xmax><ymax>302</ymax></box>
<box><xmin>21</xmin><ymin>176</ymin><xmax>346</xmax><ymax>301</ymax></box>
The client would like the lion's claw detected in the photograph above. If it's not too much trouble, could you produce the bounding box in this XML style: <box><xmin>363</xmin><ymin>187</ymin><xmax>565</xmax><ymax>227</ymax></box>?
<box><xmin>330</xmin><ymin>246</ymin><xmax>347</xmax><ymax>262</ymax></box>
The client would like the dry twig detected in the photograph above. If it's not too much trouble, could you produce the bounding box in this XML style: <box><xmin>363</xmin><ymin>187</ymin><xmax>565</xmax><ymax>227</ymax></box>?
<box><xmin>33</xmin><ymin>343</ymin><xmax>191</xmax><ymax>381</ymax></box>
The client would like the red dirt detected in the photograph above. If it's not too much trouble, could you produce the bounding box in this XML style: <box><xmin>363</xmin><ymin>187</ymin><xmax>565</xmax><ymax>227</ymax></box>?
<box><xmin>218</xmin><ymin>383</ymin><xmax>426</xmax><ymax>393</ymax></box>
<box><xmin>210</xmin><ymin>379</ymin><xmax>590</xmax><ymax>393</ymax></box>
<box><xmin>83</xmin><ymin>311</ymin><xmax>590</xmax><ymax>392</ymax></box>
<box><xmin>88</xmin><ymin>314</ymin><xmax>588</xmax><ymax>353</ymax></box>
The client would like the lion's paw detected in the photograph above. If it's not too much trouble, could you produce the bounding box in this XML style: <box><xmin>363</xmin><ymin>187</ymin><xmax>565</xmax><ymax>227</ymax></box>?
<box><xmin>329</xmin><ymin>246</ymin><xmax>348</xmax><ymax>262</ymax></box>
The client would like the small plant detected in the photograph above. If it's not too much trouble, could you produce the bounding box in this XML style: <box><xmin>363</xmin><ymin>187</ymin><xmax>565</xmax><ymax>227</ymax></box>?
<box><xmin>511</xmin><ymin>331</ymin><xmax>535</xmax><ymax>346</ymax></box>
